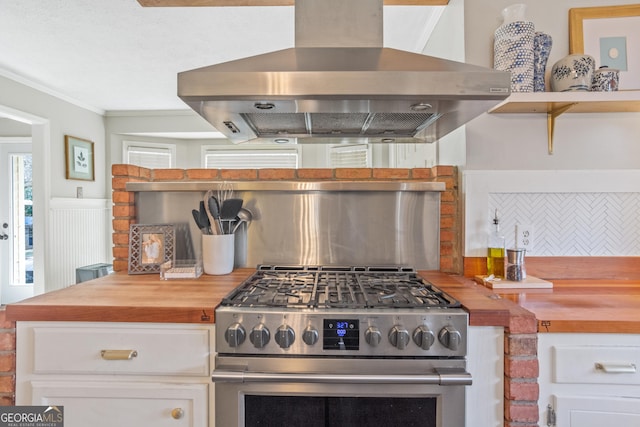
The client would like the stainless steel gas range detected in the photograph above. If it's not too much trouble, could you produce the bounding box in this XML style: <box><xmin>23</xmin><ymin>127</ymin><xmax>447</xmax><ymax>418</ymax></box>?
<box><xmin>213</xmin><ymin>265</ymin><xmax>471</xmax><ymax>427</ymax></box>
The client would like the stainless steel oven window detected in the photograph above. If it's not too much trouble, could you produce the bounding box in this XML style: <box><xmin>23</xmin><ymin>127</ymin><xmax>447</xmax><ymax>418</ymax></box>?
<box><xmin>244</xmin><ymin>395</ymin><xmax>437</xmax><ymax>427</ymax></box>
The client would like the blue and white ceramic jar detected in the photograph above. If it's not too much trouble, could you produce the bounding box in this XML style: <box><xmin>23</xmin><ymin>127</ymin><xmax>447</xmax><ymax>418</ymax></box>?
<box><xmin>533</xmin><ymin>32</ymin><xmax>552</xmax><ymax>92</ymax></box>
<box><xmin>550</xmin><ymin>54</ymin><xmax>596</xmax><ymax>92</ymax></box>
<box><xmin>591</xmin><ymin>66</ymin><xmax>619</xmax><ymax>92</ymax></box>
<box><xmin>493</xmin><ymin>4</ymin><xmax>536</xmax><ymax>92</ymax></box>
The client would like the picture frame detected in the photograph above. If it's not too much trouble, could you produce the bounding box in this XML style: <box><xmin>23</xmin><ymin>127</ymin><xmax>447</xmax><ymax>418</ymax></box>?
<box><xmin>128</xmin><ymin>224</ymin><xmax>175</xmax><ymax>274</ymax></box>
<box><xmin>569</xmin><ymin>4</ymin><xmax>640</xmax><ymax>90</ymax></box>
<box><xmin>64</xmin><ymin>135</ymin><xmax>95</xmax><ymax>181</ymax></box>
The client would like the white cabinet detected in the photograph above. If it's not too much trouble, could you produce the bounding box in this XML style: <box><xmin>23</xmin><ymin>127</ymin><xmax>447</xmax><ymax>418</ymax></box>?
<box><xmin>465</xmin><ymin>326</ymin><xmax>504</xmax><ymax>427</ymax></box>
<box><xmin>16</xmin><ymin>322</ymin><xmax>215</xmax><ymax>427</ymax></box>
<box><xmin>538</xmin><ymin>333</ymin><xmax>640</xmax><ymax>427</ymax></box>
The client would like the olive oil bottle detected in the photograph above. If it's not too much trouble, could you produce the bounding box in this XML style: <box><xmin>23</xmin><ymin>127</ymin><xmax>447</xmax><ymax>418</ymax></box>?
<box><xmin>487</xmin><ymin>209</ymin><xmax>505</xmax><ymax>278</ymax></box>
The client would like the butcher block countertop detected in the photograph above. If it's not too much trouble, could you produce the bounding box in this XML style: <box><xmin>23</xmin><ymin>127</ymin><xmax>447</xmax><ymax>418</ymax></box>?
<box><xmin>6</xmin><ymin>270</ymin><xmax>640</xmax><ymax>333</ymax></box>
<box><xmin>492</xmin><ymin>279</ymin><xmax>640</xmax><ymax>334</ymax></box>
<box><xmin>5</xmin><ymin>270</ymin><xmax>511</xmax><ymax>326</ymax></box>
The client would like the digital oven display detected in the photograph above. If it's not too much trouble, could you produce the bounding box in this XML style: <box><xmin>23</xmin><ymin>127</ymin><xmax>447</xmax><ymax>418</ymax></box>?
<box><xmin>323</xmin><ymin>319</ymin><xmax>359</xmax><ymax>350</ymax></box>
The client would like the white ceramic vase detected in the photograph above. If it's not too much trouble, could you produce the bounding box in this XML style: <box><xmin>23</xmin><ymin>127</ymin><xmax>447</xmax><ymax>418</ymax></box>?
<box><xmin>550</xmin><ymin>54</ymin><xmax>596</xmax><ymax>92</ymax></box>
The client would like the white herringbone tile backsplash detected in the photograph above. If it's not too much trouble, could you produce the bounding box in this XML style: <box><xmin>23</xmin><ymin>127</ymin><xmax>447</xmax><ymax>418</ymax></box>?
<box><xmin>489</xmin><ymin>193</ymin><xmax>640</xmax><ymax>256</ymax></box>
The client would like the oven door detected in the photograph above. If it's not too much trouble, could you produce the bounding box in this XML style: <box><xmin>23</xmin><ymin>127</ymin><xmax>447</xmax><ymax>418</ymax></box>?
<box><xmin>213</xmin><ymin>356</ymin><xmax>471</xmax><ymax>427</ymax></box>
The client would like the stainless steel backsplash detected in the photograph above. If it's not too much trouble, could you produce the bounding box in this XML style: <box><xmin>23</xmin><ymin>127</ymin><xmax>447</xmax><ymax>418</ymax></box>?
<box><xmin>132</xmin><ymin>181</ymin><xmax>443</xmax><ymax>270</ymax></box>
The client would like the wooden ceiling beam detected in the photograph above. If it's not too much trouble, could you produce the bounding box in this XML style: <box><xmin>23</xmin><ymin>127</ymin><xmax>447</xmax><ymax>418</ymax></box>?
<box><xmin>138</xmin><ymin>0</ymin><xmax>449</xmax><ymax>6</ymax></box>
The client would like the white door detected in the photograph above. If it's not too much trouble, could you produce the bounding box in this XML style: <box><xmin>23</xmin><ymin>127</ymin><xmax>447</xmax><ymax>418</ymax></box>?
<box><xmin>0</xmin><ymin>140</ymin><xmax>34</xmax><ymax>304</ymax></box>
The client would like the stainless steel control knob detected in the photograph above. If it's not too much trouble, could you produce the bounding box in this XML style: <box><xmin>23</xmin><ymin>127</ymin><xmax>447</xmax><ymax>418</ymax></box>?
<box><xmin>388</xmin><ymin>325</ymin><xmax>410</xmax><ymax>350</ymax></box>
<box><xmin>275</xmin><ymin>325</ymin><xmax>295</xmax><ymax>349</ymax></box>
<box><xmin>302</xmin><ymin>326</ymin><xmax>319</xmax><ymax>346</ymax></box>
<box><xmin>413</xmin><ymin>325</ymin><xmax>436</xmax><ymax>350</ymax></box>
<box><xmin>438</xmin><ymin>325</ymin><xmax>462</xmax><ymax>351</ymax></box>
<box><xmin>224</xmin><ymin>323</ymin><xmax>246</xmax><ymax>347</ymax></box>
<box><xmin>249</xmin><ymin>324</ymin><xmax>271</xmax><ymax>348</ymax></box>
<box><xmin>365</xmin><ymin>326</ymin><xmax>382</xmax><ymax>347</ymax></box>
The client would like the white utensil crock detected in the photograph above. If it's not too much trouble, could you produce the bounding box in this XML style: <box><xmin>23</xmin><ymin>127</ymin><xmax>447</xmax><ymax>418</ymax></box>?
<box><xmin>202</xmin><ymin>234</ymin><xmax>234</xmax><ymax>275</ymax></box>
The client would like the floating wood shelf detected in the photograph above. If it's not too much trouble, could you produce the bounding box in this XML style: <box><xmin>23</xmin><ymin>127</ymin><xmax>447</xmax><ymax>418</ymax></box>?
<box><xmin>138</xmin><ymin>0</ymin><xmax>449</xmax><ymax>6</ymax></box>
<box><xmin>489</xmin><ymin>91</ymin><xmax>640</xmax><ymax>154</ymax></box>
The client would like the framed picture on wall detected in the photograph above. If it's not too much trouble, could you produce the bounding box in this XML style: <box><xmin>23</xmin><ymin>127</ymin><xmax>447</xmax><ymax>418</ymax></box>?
<box><xmin>64</xmin><ymin>135</ymin><xmax>95</xmax><ymax>181</ymax></box>
<box><xmin>569</xmin><ymin>4</ymin><xmax>640</xmax><ymax>90</ymax></box>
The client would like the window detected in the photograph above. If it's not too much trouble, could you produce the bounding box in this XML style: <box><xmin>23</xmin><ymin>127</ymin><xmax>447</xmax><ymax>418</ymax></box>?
<box><xmin>328</xmin><ymin>144</ymin><xmax>371</xmax><ymax>168</ymax></box>
<box><xmin>202</xmin><ymin>145</ymin><xmax>299</xmax><ymax>169</ymax></box>
<box><xmin>123</xmin><ymin>140</ymin><xmax>176</xmax><ymax>168</ymax></box>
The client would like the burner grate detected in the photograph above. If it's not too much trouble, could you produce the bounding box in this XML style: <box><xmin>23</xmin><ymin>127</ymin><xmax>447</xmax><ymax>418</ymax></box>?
<box><xmin>221</xmin><ymin>266</ymin><xmax>461</xmax><ymax>309</ymax></box>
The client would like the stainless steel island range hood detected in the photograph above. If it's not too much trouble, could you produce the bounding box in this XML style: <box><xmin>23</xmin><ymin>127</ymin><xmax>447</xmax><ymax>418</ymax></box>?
<box><xmin>178</xmin><ymin>0</ymin><xmax>510</xmax><ymax>144</ymax></box>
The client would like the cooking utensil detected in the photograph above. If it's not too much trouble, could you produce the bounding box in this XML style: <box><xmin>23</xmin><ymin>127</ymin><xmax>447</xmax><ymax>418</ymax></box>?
<box><xmin>209</xmin><ymin>197</ymin><xmax>223</xmax><ymax>235</ymax></box>
<box><xmin>198</xmin><ymin>201</ymin><xmax>210</xmax><ymax>234</ymax></box>
<box><xmin>204</xmin><ymin>190</ymin><xmax>223</xmax><ymax>235</ymax></box>
<box><xmin>217</xmin><ymin>181</ymin><xmax>233</xmax><ymax>205</ymax></box>
<box><xmin>220</xmin><ymin>198</ymin><xmax>243</xmax><ymax>234</ymax></box>
<box><xmin>192</xmin><ymin>209</ymin><xmax>206</xmax><ymax>233</ymax></box>
<box><xmin>231</xmin><ymin>207</ymin><xmax>253</xmax><ymax>234</ymax></box>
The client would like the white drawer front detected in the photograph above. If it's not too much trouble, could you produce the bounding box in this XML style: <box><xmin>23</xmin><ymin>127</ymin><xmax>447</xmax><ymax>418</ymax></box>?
<box><xmin>553</xmin><ymin>346</ymin><xmax>640</xmax><ymax>385</ymax></box>
<box><xmin>33</xmin><ymin>326</ymin><xmax>209</xmax><ymax>376</ymax></box>
<box><xmin>31</xmin><ymin>380</ymin><xmax>207</xmax><ymax>427</ymax></box>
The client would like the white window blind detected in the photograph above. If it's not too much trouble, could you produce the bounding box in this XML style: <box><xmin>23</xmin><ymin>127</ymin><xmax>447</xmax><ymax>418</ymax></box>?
<box><xmin>329</xmin><ymin>144</ymin><xmax>370</xmax><ymax>168</ymax></box>
<box><xmin>203</xmin><ymin>148</ymin><xmax>299</xmax><ymax>169</ymax></box>
<box><xmin>123</xmin><ymin>141</ymin><xmax>175</xmax><ymax>169</ymax></box>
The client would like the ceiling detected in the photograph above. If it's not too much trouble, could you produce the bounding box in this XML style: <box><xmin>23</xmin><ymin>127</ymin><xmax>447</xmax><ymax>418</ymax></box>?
<box><xmin>1</xmin><ymin>0</ymin><xmax>444</xmax><ymax>115</ymax></box>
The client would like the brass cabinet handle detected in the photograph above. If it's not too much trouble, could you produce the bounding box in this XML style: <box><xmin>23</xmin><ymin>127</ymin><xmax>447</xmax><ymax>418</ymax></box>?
<box><xmin>100</xmin><ymin>350</ymin><xmax>138</xmax><ymax>360</ymax></box>
<box><xmin>595</xmin><ymin>362</ymin><xmax>637</xmax><ymax>374</ymax></box>
<box><xmin>171</xmin><ymin>408</ymin><xmax>184</xmax><ymax>419</ymax></box>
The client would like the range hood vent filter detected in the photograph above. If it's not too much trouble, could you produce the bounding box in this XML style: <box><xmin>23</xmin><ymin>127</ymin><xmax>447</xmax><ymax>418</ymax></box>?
<box><xmin>242</xmin><ymin>112</ymin><xmax>436</xmax><ymax>139</ymax></box>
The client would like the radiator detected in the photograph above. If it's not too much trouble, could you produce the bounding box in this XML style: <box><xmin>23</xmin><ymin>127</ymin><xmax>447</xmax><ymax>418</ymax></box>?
<box><xmin>48</xmin><ymin>198</ymin><xmax>111</xmax><ymax>291</ymax></box>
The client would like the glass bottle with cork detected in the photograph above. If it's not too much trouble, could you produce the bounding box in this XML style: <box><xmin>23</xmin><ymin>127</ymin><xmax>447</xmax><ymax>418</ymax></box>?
<box><xmin>487</xmin><ymin>209</ymin><xmax>505</xmax><ymax>278</ymax></box>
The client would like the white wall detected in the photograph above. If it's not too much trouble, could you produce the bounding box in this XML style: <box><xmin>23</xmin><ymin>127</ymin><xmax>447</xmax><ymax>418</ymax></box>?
<box><xmin>0</xmin><ymin>118</ymin><xmax>31</xmax><ymax>136</ymax></box>
<box><xmin>0</xmin><ymin>74</ymin><xmax>110</xmax><ymax>294</ymax></box>
<box><xmin>424</xmin><ymin>0</ymin><xmax>466</xmax><ymax>165</ymax></box>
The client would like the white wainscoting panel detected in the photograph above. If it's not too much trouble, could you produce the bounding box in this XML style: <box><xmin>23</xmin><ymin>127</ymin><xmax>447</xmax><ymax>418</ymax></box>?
<box><xmin>48</xmin><ymin>198</ymin><xmax>110</xmax><ymax>291</ymax></box>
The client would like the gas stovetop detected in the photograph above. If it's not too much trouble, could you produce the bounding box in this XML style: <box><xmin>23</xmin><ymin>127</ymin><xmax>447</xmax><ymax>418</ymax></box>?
<box><xmin>215</xmin><ymin>266</ymin><xmax>468</xmax><ymax>358</ymax></box>
<box><xmin>220</xmin><ymin>265</ymin><xmax>461</xmax><ymax>310</ymax></box>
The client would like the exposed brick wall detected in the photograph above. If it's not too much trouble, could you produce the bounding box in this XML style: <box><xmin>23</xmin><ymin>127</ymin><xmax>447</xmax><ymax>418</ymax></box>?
<box><xmin>504</xmin><ymin>309</ymin><xmax>540</xmax><ymax>427</ymax></box>
<box><xmin>0</xmin><ymin>308</ymin><xmax>16</xmax><ymax>406</ymax></box>
<box><xmin>111</xmin><ymin>165</ymin><xmax>461</xmax><ymax>274</ymax></box>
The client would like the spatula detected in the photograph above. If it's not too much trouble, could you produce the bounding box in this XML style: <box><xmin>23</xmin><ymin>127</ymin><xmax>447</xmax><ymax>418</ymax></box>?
<box><xmin>205</xmin><ymin>192</ymin><xmax>223</xmax><ymax>235</ymax></box>
<box><xmin>198</xmin><ymin>201</ymin><xmax>210</xmax><ymax>234</ymax></box>
<box><xmin>192</xmin><ymin>209</ymin><xmax>206</xmax><ymax>233</ymax></box>
<box><xmin>220</xmin><ymin>198</ymin><xmax>243</xmax><ymax>234</ymax></box>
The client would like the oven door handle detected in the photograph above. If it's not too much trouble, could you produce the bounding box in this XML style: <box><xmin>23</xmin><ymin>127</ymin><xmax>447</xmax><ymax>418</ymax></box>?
<box><xmin>212</xmin><ymin>369</ymin><xmax>472</xmax><ymax>386</ymax></box>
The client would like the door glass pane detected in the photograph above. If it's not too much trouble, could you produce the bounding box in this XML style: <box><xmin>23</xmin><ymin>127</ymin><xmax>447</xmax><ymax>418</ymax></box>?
<box><xmin>10</xmin><ymin>153</ymin><xmax>33</xmax><ymax>285</ymax></box>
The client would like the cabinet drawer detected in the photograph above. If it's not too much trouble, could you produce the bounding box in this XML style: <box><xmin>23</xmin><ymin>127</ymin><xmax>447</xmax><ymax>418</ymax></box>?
<box><xmin>553</xmin><ymin>346</ymin><xmax>640</xmax><ymax>385</ymax></box>
<box><xmin>32</xmin><ymin>325</ymin><xmax>209</xmax><ymax>376</ymax></box>
<box><xmin>31</xmin><ymin>380</ymin><xmax>207</xmax><ymax>427</ymax></box>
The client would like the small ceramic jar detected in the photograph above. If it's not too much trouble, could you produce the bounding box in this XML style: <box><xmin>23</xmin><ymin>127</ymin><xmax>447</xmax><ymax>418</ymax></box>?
<box><xmin>591</xmin><ymin>66</ymin><xmax>619</xmax><ymax>92</ymax></box>
<box><xmin>550</xmin><ymin>54</ymin><xmax>596</xmax><ymax>92</ymax></box>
